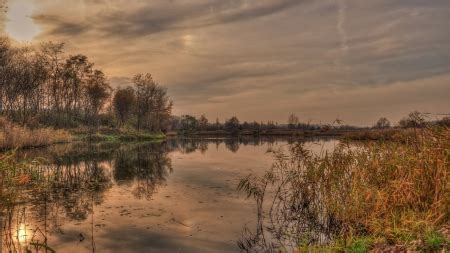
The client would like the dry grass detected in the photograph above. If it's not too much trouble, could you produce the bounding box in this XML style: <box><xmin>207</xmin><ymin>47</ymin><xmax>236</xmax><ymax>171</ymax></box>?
<box><xmin>0</xmin><ymin>117</ymin><xmax>72</xmax><ymax>150</ymax></box>
<box><xmin>343</xmin><ymin>128</ymin><xmax>417</xmax><ymax>142</ymax></box>
<box><xmin>238</xmin><ymin>127</ymin><xmax>449</xmax><ymax>252</ymax></box>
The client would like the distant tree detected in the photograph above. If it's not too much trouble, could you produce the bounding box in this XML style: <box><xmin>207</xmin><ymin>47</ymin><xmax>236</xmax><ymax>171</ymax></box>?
<box><xmin>251</xmin><ymin>121</ymin><xmax>260</xmax><ymax>131</ymax></box>
<box><xmin>198</xmin><ymin>114</ymin><xmax>208</xmax><ymax>131</ymax></box>
<box><xmin>225</xmin><ymin>116</ymin><xmax>240</xmax><ymax>134</ymax></box>
<box><xmin>288</xmin><ymin>113</ymin><xmax>298</xmax><ymax>129</ymax></box>
<box><xmin>267</xmin><ymin>120</ymin><xmax>276</xmax><ymax>129</ymax></box>
<box><xmin>437</xmin><ymin>116</ymin><xmax>450</xmax><ymax>127</ymax></box>
<box><xmin>113</xmin><ymin>87</ymin><xmax>136</xmax><ymax>127</ymax></box>
<box><xmin>179</xmin><ymin>115</ymin><xmax>198</xmax><ymax>132</ymax></box>
<box><xmin>374</xmin><ymin>117</ymin><xmax>391</xmax><ymax>129</ymax></box>
<box><xmin>215</xmin><ymin>118</ymin><xmax>221</xmax><ymax>130</ymax></box>
<box><xmin>399</xmin><ymin>111</ymin><xmax>426</xmax><ymax>128</ymax></box>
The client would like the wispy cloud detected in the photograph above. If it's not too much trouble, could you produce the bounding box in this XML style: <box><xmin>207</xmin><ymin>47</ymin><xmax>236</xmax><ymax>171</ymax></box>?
<box><xmin>2</xmin><ymin>0</ymin><xmax>449</xmax><ymax>125</ymax></box>
<box><xmin>336</xmin><ymin>0</ymin><xmax>349</xmax><ymax>56</ymax></box>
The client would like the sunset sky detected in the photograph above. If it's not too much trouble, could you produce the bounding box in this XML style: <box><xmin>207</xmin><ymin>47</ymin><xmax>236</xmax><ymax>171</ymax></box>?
<box><xmin>1</xmin><ymin>0</ymin><xmax>449</xmax><ymax>126</ymax></box>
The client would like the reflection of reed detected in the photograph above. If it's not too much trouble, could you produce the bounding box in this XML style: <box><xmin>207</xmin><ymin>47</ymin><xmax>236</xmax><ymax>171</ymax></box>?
<box><xmin>237</xmin><ymin>143</ymin><xmax>345</xmax><ymax>252</ymax></box>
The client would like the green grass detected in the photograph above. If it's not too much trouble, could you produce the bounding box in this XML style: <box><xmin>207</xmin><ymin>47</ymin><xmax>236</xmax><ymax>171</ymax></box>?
<box><xmin>74</xmin><ymin>128</ymin><xmax>166</xmax><ymax>142</ymax></box>
<box><xmin>346</xmin><ymin>238</ymin><xmax>374</xmax><ymax>253</ymax></box>
<box><xmin>423</xmin><ymin>230</ymin><xmax>449</xmax><ymax>251</ymax></box>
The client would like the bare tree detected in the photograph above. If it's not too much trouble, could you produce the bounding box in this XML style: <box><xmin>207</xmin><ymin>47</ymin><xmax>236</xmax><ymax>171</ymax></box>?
<box><xmin>374</xmin><ymin>117</ymin><xmax>390</xmax><ymax>129</ymax></box>
<box><xmin>399</xmin><ymin>111</ymin><xmax>426</xmax><ymax>128</ymax></box>
<box><xmin>288</xmin><ymin>113</ymin><xmax>299</xmax><ymax>129</ymax></box>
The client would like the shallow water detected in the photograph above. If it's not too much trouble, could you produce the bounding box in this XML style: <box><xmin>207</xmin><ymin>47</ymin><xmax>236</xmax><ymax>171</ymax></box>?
<box><xmin>1</xmin><ymin>137</ymin><xmax>337</xmax><ymax>253</ymax></box>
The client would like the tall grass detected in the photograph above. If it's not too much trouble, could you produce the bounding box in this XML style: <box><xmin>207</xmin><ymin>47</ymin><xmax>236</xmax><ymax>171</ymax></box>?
<box><xmin>238</xmin><ymin>127</ymin><xmax>449</xmax><ymax>252</ymax></box>
<box><xmin>0</xmin><ymin>117</ymin><xmax>72</xmax><ymax>150</ymax></box>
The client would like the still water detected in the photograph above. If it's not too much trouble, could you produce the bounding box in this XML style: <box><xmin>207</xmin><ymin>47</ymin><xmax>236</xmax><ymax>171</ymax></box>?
<box><xmin>1</xmin><ymin>137</ymin><xmax>337</xmax><ymax>253</ymax></box>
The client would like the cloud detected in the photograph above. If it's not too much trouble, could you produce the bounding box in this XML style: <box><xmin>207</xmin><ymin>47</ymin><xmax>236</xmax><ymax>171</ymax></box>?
<box><xmin>336</xmin><ymin>0</ymin><xmax>348</xmax><ymax>56</ymax></box>
<box><xmin>3</xmin><ymin>0</ymin><xmax>449</xmax><ymax>125</ymax></box>
<box><xmin>33</xmin><ymin>0</ymin><xmax>307</xmax><ymax>38</ymax></box>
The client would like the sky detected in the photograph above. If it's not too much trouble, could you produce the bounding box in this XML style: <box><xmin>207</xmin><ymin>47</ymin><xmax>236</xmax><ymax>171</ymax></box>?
<box><xmin>1</xmin><ymin>0</ymin><xmax>449</xmax><ymax>126</ymax></box>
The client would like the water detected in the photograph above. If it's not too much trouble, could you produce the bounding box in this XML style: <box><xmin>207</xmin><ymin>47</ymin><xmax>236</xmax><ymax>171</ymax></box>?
<box><xmin>1</xmin><ymin>137</ymin><xmax>337</xmax><ymax>253</ymax></box>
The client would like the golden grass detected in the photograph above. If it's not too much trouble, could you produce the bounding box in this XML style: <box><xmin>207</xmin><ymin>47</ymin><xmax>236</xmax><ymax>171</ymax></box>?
<box><xmin>238</xmin><ymin>127</ymin><xmax>449</xmax><ymax>251</ymax></box>
<box><xmin>0</xmin><ymin>117</ymin><xmax>72</xmax><ymax>150</ymax></box>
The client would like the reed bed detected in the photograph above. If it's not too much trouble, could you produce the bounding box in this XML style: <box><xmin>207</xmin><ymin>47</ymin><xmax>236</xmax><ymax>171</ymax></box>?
<box><xmin>238</xmin><ymin>127</ymin><xmax>449</xmax><ymax>252</ymax></box>
<box><xmin>0</xmin><ymin>117</ymin><xmax>72</xmax><ymax>150</ymax></box>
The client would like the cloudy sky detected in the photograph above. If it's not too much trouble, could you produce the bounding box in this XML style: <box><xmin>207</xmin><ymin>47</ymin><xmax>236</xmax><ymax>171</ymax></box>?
<box><xmin>1</xmin><ymin>0</ymin><xmax>449</xmax><ymax>126</ymax></box>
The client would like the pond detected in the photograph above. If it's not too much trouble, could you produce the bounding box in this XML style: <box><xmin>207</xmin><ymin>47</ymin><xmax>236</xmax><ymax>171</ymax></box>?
<box><xmin>1</xmin><ymin>137</ymin><xmax>338</xmax><ymax>253</ymax></box>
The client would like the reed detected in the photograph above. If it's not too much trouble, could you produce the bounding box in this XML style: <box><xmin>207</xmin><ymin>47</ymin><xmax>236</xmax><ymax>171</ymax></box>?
<box><xmin>0</xmin><ymin>117</ymin><xmax>72</xmax><ymax>150</ymax></box>
<box><xmin>238</xmin><ymin>127</ymin><xmax>449</xmax><ymax>252</ymax></box>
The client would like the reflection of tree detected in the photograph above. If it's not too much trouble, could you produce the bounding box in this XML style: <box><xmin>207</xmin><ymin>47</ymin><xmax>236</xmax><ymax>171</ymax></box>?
<box><xmin>224</xmin><ymin>139</ymin><xmax>239</xmax><ymax>153</ymax></box>
<box><xmin>44</xmin><ymin>161</ymin><xmax>112</xmax><ymax>221</ymax></box>
<box><xmin>2</xmin><ymin>137</ymin><xmax>324</xmax><ymax>252</ymax></box>
<box><xmin>113</xmin><ymin>143</ymin><xmax>172</xmax><ymax>199</ymax></box>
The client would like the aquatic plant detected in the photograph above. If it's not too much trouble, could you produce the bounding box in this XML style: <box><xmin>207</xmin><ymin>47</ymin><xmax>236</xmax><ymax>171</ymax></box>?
<box><xmin>238</xmin><ymin>127</ymin><xmax>449</xmax><ymax>252</ymax></box>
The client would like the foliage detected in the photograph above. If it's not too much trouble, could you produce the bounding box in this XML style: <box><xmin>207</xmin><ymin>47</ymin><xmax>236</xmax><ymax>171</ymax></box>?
<box><xmin>134</xmin><ymin>73</ymin><xmax>173</xmax><ymax>132</ymax></box>
<box><xmin>225</xmin><ymin>116</ymin><xmax>240</xmax><ymax>134</ymax></box>
<box><xmin>0</xmin><ymin>36</ymin><xmax>173</xmax><ymax>133</ymax></box>
<box><xmin>113</xmin><ymin>87</ymin><xmax>136</xmax><ymax>126</ymax></box>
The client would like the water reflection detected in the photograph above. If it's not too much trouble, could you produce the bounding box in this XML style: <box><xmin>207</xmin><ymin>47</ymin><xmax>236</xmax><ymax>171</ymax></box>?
<box><xmin>1</xmin><ymin>137</ymin><xmax>336</xmax><ymax>253</ymax></box>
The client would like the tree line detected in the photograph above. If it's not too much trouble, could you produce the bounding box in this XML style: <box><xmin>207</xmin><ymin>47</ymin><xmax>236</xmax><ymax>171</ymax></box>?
<box><xmin>171</xmin><ymin>111</ymin><xmax>449</xmax><ymax>134</ymax></box>
<box><xmin>0</xmin><ymin>37</ymin><xmax>172</xmax><ymax>132</ymax></box>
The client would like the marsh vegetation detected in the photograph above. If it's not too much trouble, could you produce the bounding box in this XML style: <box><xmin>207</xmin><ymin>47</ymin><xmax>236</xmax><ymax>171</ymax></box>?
<box><xmin>238</xmin><ymin>126</ymin><xmax>449</xmax><ymax>252</ymax></box>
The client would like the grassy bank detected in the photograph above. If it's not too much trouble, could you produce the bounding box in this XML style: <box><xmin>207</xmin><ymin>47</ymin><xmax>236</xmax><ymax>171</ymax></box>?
<box><xmin>238</xmin><ymin>127</ymin><xmax>449</xmax><ymax>252</ymax></box>
<box><xmin>0</xmin><ymin>117</ymin><xmax>72</xmax><ymax>150</ymax></box>
<box><xmin>0</xmin><ymin>117</ymin><xmax>167</xmax><ymax>151</ymax></box>
<box><xmin>71</xmin><ymin>127</ymin><xmax>166</xmax><ymax>142</ymax></box>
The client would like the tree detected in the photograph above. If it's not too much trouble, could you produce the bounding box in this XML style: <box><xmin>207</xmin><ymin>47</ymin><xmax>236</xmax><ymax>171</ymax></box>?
<box><xmin>288</xmin><ymin>113</ymin><xmax>299</xmax><ymax>129</ymax></box>
<box><xmin>399</xmin><ymin>111</ymin><xmax>426</xmax><ymax>128</ymax></box>
<box><xmin>84</xmin><ymin>70</ymin><xmax>111</xmax><ymax>127</ymax></box>
<box><xmin>63</xmin><ymin>54</ymin><xmax>93</xmax><ymax>115</ymax></box>
<box><xmin>179</xmin><ymin>115</ymin><xmax>198</xmax><ymax>132</ymax></box>
<box><xmin>437</xmin><ymin>116</ymin><xmax>450</xmax><ymax>127</ymax></box>
<box><xmin>40</xmin><ymin>41</ymin><xmax>65</xmax><ymax>114</ymax></box>
<box><xmin>198</xmin><ymin>115</ymin><xmax>208</xmax><ymax>131</ymax></box>
<box><xmin>113</xmin><ymin>87</ymin><xmax>136</xmax><ymax>127</ymax></box>
<box><xmin>374</xmin><ymin>117</ymin><xmax>390</xmax><ymax>129</ymax></box>
<box><xmin>134</xmin><ymin>73</ymin><xmax>172</xmax><ymax>132</ymax></box>
<box><xmin>225</xmin><ymin>116</ymin><xmax>240</xmax><ymax>134</ymax></box>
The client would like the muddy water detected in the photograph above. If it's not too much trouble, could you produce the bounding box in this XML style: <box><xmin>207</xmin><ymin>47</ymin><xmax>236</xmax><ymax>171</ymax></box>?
<box><xmin>1</xmin><ymin>137</ymin><xmax>337</xmax><ymax>253</ymax></box>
